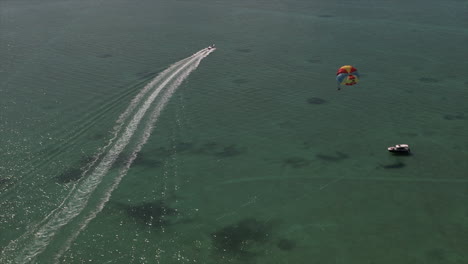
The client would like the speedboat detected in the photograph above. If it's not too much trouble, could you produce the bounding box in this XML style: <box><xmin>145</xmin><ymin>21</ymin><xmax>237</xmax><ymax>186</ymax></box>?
<box><xmin>207</xmin><ymin>44</ymin><xmax>216</xmax><ymax>50</ymax></box>
<box><xmin>387</xmin><ymin>144</ymin><xmax>410</xmax><ymax>154</ymax></box>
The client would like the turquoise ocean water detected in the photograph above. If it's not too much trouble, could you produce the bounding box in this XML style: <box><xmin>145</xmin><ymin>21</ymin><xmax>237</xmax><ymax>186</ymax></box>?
<box><xmin>1</xmin><ymin>0</ymin><xmax>467</xmax><ymax>263</ymax></box>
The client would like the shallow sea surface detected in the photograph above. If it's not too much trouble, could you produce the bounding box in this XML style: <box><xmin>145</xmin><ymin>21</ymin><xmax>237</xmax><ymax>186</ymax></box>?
<box><xmin>1</xmin><ymin>0</ymin><xmax>467</xmax><ymax>263</ymax></box>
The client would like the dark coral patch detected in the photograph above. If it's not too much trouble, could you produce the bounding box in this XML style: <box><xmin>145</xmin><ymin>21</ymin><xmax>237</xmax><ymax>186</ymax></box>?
<box><xmin>283</xmin><ymin>157</ymin><xmax>310</xmax><ymax>168</ymax></box>
<box><xmin>277</xmin><ymin>238</ymin><xmax>296</xmax><ymax>251</ymax></box>
<box><xmin>150</xmin><ymin>142</ymin><xmax>194</xmax><ymax>157</ymax></box>
<box><xmin>149</xmin><ymin>142</ymin><xmax>245</xmax><ymax>159</ymax></box>
<box><xmin>114</xmin><ymin>151</ymin><xmax>162</xmax><ymax>169</ymax></box>
<box><xmin>215</xmin><ymin>144</ymin><xmax>244</xmax><ymax>157</ymax></box>
<box><xmin>114</xmin><ymin>152</ymin><xmax>133</xmax><ymax>166</ymax></box>
<box><xmin>0</xmin><ymin>177</ymin><xmax>9</xmax><ymax>186</ymax></box>
<box><xmin>114</xmin><ymin>201</ymin><xmax>178</xmax><ymax>228</ymax></box>
<box><xmin>232</xmin><ymin>78</ymin><xmax>249</xmax><ymax>85</ymax></box>
<box><xmin>55</xmin><ymin>167</ymin><xmax>83</xmax><ymax>183</ymax></box>
<box><xmin>133</xmin><ymin>153</ymin><xmax>162</xmax><ymax>168</ymax></box>
<box><xmin>174</xmin><ymin>142</ymin><xmax>194</xmax><ymax>152</ymax></box>
<box><xmin>316</xmin><ymin>152</ymin><xmax>348</xmax><ymax>162</ymax></box>
<box><xmin>425</xmin><ymin>248</ymin><xmax>447</xmax><ymax>261</ymax></box>
<box><xmin>215</xmin><ymin>145</ymin><xmax>243</xmax><ymax>157</ymax></box>
<box><xmin>211</xmin><ymin>218</ymin><xmax>272</xmax><ymax>256</ymax></box>
<box><xmin>55</xmin><ymin>155</ymin><xmax>98</xmax><ymax>183</ymax></box>
<box><xmin>443</xmin><ymin>113</ymin><xmax>465</xmax><ymax>120</ymax></box>
<box><xmin>302</xmin><ymin>141</ymin><xmax>313</xmax><ymax>149</ymax></box>
<box><xmin>97</xmin><ymin>53</ymin><xmax>112</xmax><ymax>58</ymax></box>
<box><xmin>195</xmin><ymin>141</ymin><xmax>219</xmax><ymax>154</ymax></box>
<box><xmin>307</xmin><ymin>97</ymin><xmax>327</xmax><ymax>105</ymax></box>
<box><xmin>88</xmin><ymin>132</ymin><xmax>107</xmax><ymax>141</ymax></box>
<box><xmin>0</xmin><ymin>177</ymin><xmax>14</xmax><ymax>190</ymax></box>
<box><xmin>150</xmin><ymin>146</ymin><xmax>171</xmax><ymax>157</ymax></box>
<box><xmin>79</xmin><ymin>155</ymin><xmax>96</xmax><ymax>165</ymax></box>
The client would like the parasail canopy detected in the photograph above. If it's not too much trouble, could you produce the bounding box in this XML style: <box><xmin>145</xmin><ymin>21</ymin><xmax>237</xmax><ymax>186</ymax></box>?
<box><xmin>336</xmin><ymin>65</ymin><xmax>360</xmax><ymax>87</ymax></box>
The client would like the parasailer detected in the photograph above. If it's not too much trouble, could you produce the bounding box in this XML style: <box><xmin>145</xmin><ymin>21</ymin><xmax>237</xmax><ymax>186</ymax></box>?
<box><xmin>336</xmin><ymin>65</ymin><xmax>360</xmax><ymax>90</ymax></box>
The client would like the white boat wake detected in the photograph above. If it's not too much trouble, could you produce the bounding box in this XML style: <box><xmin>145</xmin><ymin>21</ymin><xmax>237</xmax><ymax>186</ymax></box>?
<box><xmin>1</xmin><ymin>47</ymin><xmax>215</xmax><ymax>264</ymax></box>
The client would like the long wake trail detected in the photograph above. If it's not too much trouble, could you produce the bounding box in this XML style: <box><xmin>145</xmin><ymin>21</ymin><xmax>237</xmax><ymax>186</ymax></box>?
<box><xmin>1</xmin><ymin>48</ymin><xmax>214</xmax><ymax>264</ymax></box>
<box><xmin>1</xmin><ymin>49</ymin><xmax>200</xmax><ymax>199</ymax></box>
<box><xmin>53</xmin><ymin>50</ymin><xmax>213</xmax><ymax>263</ymax></box>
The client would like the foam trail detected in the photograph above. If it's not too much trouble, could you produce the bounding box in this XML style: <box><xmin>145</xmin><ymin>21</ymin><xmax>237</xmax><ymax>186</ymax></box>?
<box><xmin>4</xmin><ymin>52</ymin><xmax>200</xmax><ymax>194</ymax></box>
<box><xmin>53</xmin><ymin>49</ymin><xmax>214</xmax><ymax>262</ymax></box>
<box><xmin>113</xmin><ymin>49</ymin><xmax>205</xmax><ymax>127</ymax></box>
<box><xmin>4</xmin><ymin>50</ymin><xmax>202</xmax><ymax>231</ymax></box>
<box><xmin>17</xmin><ymin>53</ymin><xmax>204</xmax><ymax>262</ymax></box>
<box><xmin>33</xmin><ymin>50</ymin><xmax>201</xmax><ymax>227</ymax></box>
<box><xmin>1</xmin><ymin>52</ymin><xmax>200</xmax><ymax>262</ymax></box>
<box><xmin>2</xmin><ymin>48</ymin><xmax>210</xmax><ymax>264</ymax></box>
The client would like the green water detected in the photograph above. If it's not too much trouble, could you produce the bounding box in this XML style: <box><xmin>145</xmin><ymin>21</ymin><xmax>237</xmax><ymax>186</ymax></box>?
<box><xmin>1</xmin><ymin>0</ymin><xmax>467</xmax><ymax>263</ymax></box>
